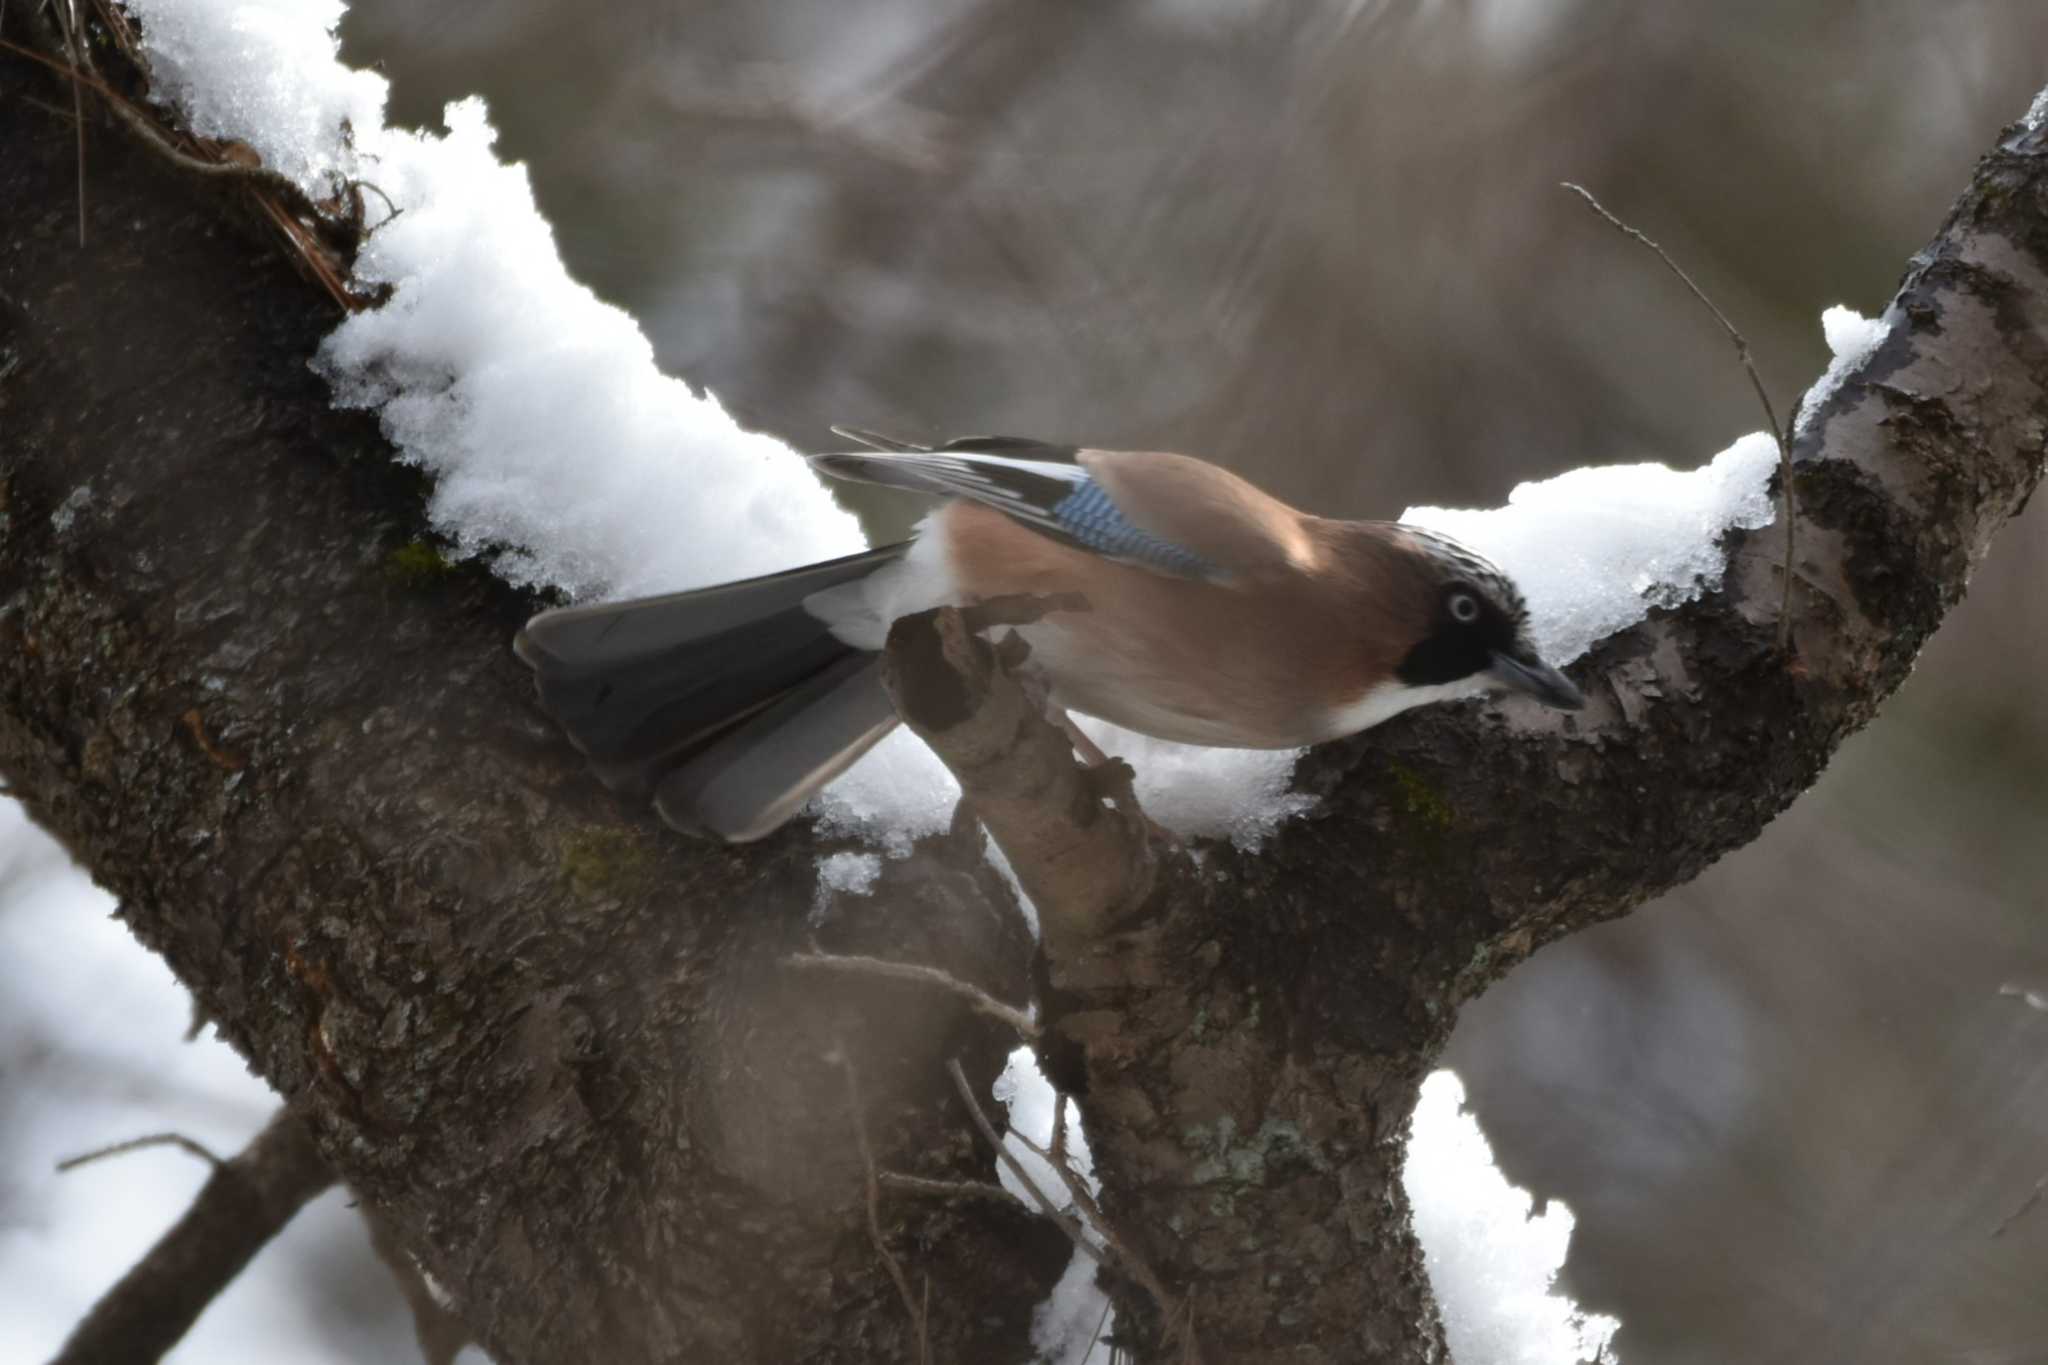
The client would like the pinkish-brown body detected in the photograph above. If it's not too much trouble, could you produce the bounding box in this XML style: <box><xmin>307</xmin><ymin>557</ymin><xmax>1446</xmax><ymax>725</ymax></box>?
<box><xmin>931</xmin><ymin>451</ymin><xmax>1448</xmax><ymax>747</ymax></box>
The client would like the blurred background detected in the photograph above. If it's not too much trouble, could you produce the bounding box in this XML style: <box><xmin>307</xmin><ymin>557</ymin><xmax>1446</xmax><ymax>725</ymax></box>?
<box><xmin>6</xmin><ymin>1</ymin><xmax>2047</xmax><ymax>1361</ymax></box>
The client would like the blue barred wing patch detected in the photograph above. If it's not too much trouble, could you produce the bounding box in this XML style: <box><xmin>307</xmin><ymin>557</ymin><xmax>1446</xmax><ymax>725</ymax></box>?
<box><xmin>1051</xmin><ymin>480</ymin><xmax>1217</xmax><ymax>579</ymax></box>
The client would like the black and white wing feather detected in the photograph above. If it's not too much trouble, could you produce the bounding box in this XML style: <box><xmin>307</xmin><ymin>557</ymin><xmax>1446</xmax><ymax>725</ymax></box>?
<box><xmin>813</xmin><ymin>434</ymin><xmax>1220</xmax><ymax>581</ymax></box>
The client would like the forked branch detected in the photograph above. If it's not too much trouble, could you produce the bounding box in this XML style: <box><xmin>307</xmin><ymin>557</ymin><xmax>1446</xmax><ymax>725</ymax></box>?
<box><xmin>51</xmin><ymin>1107</ymin><xmax>333</xmax><ymax>1365</ymax></box>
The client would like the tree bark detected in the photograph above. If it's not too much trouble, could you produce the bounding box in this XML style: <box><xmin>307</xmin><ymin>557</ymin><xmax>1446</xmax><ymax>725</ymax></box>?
<box><xmin>3</xmin><ymin>31</ymin><xmax>2045</xmax><ymax>1365</ymax></box>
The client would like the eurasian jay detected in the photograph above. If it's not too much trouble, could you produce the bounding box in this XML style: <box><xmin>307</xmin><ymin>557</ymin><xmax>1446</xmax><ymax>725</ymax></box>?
<box><xmin>514</xmin><ymin>431</ymin><xmax>1582</xmax><ymax>842</ymax></box>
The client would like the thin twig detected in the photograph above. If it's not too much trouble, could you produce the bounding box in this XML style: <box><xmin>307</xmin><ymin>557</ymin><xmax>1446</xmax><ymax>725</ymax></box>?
<box><xmin>355</xmin><ymin>179</ymin><xmax>402</xmax><ymax>228</ymax></box>
<box><xmin>1004</xmin><ymin>1120</ymin><xmax>1189</xmax><ymax>1359</ymax></box>
<box><xmin>58</xmin><ymin>0</ymin><xmax>85</xmax><ymax>246</ymax></box>
<box><xmin>1004</xmin><ymin>1125</ymin><xmax>1066</xmax><ymax>1175</ymax></box>
<box><xmin>58</xmin><ymin>1132</ymin><xmax>225</xmax><ymax>1173</ymax></box>
<box><xmin>22</xmin><ymin>91</ymin><xmax>78</xmax><ymax>123</ymax></box>
<box><xmin>837</xmin><ymin>1051</ymin><xmax>928</xmax><ymax>1364</ymax></box>
<box><xmin>0</xmin><ymin>35</ymin><xmax>313</xmax><ymax>205</ymax></box>
<box><xmin>879</xmin><ymin>1171</ymin><xmax>1016</xmax><ymax>1203</ymax></box>
<box><xmin>1050</xmin><ymin>1092</ymin><xmax>1070</xmax><ymax>1175</ymax></box>
<box><xmin>1562</xmin><ymin>182</ymin><xmax>1799</xmax><ymax>651</ymax></box>
<box><xmin>0</xmin><ymin>33</ymin><xmax>363</xmax><ymax>311</ymax></box>
<box><xmin>946</xmin><ymin>1060</ymin><xmax>1196</xmax><ymax>1357</ymax></box>
<box><xmin>87</xmin><ymin>0</ymin><xmax>141</xmax><ymax>63</ymax></box>
<box><xmin>1084</xmin><ymin>1289</ymin><xmax>1114</xmax><ymax>1365</ymax></box>
<box><xmin>1016</xmin><ymin>1127</ymin><xmax>1172</xmax><ymax>1310</ymax></box>
<box><xmin>788</xmin><ymin>949</ymin><xmax>1039</xmax><ymax>1038</ymax></box>
<box><xmin>1992</xmin><ymin>1174</ymin><xmax>2046</xmax><ymax>1238</ymax></box>
<box><xmin>945</xmin><ymin>1058</ymin><xmax>1095</xmax><ymax>1252</ymax></box>
<box><xmin>919</xmin><ymin>1275</ymin><xmax>931</xmax><ymax>1365</ymax></box>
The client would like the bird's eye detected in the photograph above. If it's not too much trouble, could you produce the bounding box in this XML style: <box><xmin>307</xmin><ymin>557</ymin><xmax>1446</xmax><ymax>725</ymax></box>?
<box><xmin>1448</xmin><ymin>590</ymin><xmax>1481</xmax><ymax>624</ymax></box>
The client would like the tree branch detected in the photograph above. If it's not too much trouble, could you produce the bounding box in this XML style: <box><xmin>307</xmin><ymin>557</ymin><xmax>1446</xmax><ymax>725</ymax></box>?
<box><xmin>58</xmin><ymin>1131</ymin><xmax>225</xmax><ymax>1172</ymax></box>
<box><xmin>880</xmin><ymin>605</ymin><xmax>1160</xmax><ymax>955</ymax></box>
<box><xmin>50</xmin><ymin>1108</ymin><xmax>333</xmax><ymax>1365</ymax></box>
<box><xmin>786</xmin><ymin>948</ymin><xmax>1040</xmax><ymax>1038</ymax></box>
<box><xmin>4</xmin><ymin>25</ymin><xmax>2046</xmax><ymax>1365</ymax></box>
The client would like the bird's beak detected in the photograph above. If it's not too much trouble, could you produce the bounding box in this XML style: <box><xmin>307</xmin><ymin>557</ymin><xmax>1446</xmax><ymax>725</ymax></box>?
<box><xmin>1487</xmin><ymin>649</ymin><xmax>1585</xmax><ymax>711</ymax></box>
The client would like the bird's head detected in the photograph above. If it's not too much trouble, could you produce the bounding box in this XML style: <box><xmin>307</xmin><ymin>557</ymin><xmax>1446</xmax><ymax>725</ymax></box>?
<box><xmin>1389</xmin><ymin>527</ymin><xmax>1584</xmax><ymax>712</ymax></box>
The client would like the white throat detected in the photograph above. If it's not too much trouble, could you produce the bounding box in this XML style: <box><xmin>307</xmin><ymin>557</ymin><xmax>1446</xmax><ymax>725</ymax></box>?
<box><xmin>1322</xmin><ymin>678</ymin><xmax>1486</xmax><ymax>740</ymax></box>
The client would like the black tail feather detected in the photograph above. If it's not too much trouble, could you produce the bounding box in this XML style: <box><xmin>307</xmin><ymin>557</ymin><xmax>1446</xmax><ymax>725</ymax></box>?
<box><xmin>653</xmin><ymin>654</ymin><xmax>897</xmax><ymax>842</ymax></box>
<box><xmin>516</xmin><ymin>543</ymin><xmax>907</xmax><ymax>838</ymax></box>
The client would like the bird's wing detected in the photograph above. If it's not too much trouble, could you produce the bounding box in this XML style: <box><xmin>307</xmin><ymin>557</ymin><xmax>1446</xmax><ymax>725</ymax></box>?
<box><xmin>813</xmin><ymin>435</ymin><xmax>1309</xmax><ymax>583</ymax></box>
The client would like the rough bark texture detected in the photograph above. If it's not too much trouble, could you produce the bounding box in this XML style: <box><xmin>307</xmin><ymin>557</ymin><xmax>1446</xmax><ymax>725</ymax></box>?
<box><xmin>51</xmin><ymin>1109</ymin><xmax>333</xmax><ymax>1365</ymax></box>
<box><xmin>4</xmin><ymin>30</ymin><xmax>2046</xmax><ymax>1365</ymax></box>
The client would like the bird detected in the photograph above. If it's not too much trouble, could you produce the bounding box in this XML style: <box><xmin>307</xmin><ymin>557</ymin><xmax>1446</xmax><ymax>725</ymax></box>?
<box><xmin>513</xmin><ymin>430</ymin><xmax>1583</xmax><ymax>843</ymax></box>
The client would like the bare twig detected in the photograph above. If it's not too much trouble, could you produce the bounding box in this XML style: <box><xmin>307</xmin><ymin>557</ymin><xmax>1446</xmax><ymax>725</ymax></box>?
<box><xmin>1005</xmin><ymin>1101</ymin><xmax>1190</xmax><ymax>1360</ymax></box>
<box><xmin>86</xmin><ymin>0</ymin><xmax>142</xmax><ymax>63</ymax></box>
<box><xmin>1003</xmin><ymin>1125</ymin><xmax>1066</xmax><ymax>1176</ymax></box>
<box><xmin>1992</xmin><ymin>1174</ymin><xmax>2046</xmax><ymax>1238</ymax></box>
<box><xmin>0</xmin><ymin>32</ymin><xmax>365</xmax><ymax>311</ymax></box>
<box><xmin>837</xmin><ymin>1051</ymin><xmax>928</xmax><ymax>1364</ymax></box>
<box><xmin>1562</xmin><ymin>182</ymin><xmax>1799</xmax><ymax>651</ymax></box>
<box><xmin>788</xmin><ymin>949</ymin><xmax>1040</xmax><ymax>1038</ymax></box>
<box><xmin>879</xmin><ymin>1171</ymin><xmax>1016</xmax><ymax>1203</ymax></box>
<box><xmin>58</xmin><ymin>1131</ymin><xmax>224</xmax><ymax>1173</ymax></box>
<box><xmin>57</xmin><ymin>0</ymin><xmax>85</xmax><ymax>246</ymax></box>
<box><xmin>0</xmin><ymin>27</ymin><xmax>327</xmax><ymax>222</ymax></box>
<box><xmin>1084</xmin><ymin>1289</ymin><xmax>1114</xmax><ymax>1365</ymax></box>
<box><xmin>1050</xmin><ymin>1092</ymin><xmax>1071</xmax><ymax>1175</ymax></box>
<box><xmin>20</xmin><ymin>91</ymin><xmax>79</xmax><ymax>122</ymax></box>
<box><xmin>354</xmin><ymin>178</ymin><xmax>402</xmax><ymax>228</ymax></box>
<box><xmin>944</xmin><ymin>1059</ymin><xmax>1198</xmax><ymax>1357</ymax></box>
<box><xmin>51</xmin><ymin>1108</ymin><xmax>333</xmax><ymax>1365</ymax></box>
<box><xmin>945</xmin><ymin>1058</ymin><xmax>1095</xmax><ymax>1252</ymax></box>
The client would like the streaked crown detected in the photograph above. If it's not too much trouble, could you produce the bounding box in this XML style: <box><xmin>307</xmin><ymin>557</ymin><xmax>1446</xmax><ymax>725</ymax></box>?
<box><xmin>1399</xmin><ymin>526</ymin><xmax>1528</xmax><ymax>627</ymax></box>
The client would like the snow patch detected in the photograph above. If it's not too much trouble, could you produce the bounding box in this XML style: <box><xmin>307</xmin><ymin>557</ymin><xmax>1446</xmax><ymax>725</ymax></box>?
<box><xmin>1794</xmin><ymin>305</ymin><xmax>1889</xmax><ymax>435</ymax></box>
<box><xmin>1407</xmin><ymin>1071</ymin><xmax>1622</xmax><ymax>1365</ymax></box>
<box><xmin>125</xmin><ymin>0</ymin><xmax>384</xmax><ymax>192</ymax></box>
<box><xmin>815</xmin><ymin>851</ymin><xmax>883</xmax><ymax>900</ymax></box>
<box><xmin>1404</xmin><ymin>434</ymin><xmax>1780</xmax><ymax>666</ymax></box>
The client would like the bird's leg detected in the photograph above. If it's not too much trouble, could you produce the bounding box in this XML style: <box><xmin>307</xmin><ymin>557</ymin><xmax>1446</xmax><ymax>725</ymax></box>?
<box><xmin>993</xmin><ymin>630</ymin><xmax>1168</xmax><ymax>840</ymax></box>
<box><xmin>1052</xmin><ymin>708</ymin><xmax>1112</xmax><ymax>768</ymax></box>
<box><xmin>1051</xmin><ymin>709</ymin><xmax>1172</xmax><ymax>846</ymax></box>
